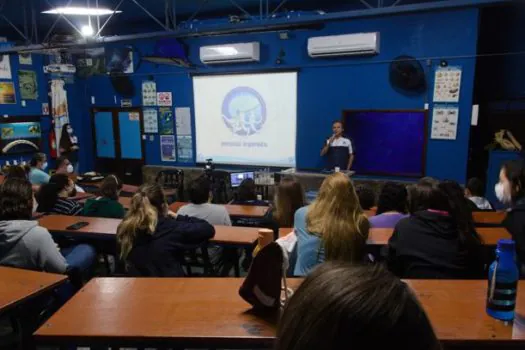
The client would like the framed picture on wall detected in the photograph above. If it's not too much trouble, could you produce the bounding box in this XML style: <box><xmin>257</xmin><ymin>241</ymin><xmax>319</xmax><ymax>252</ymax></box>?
<box><xmin>0</xmin><ymin>82</ymin><xmax>16</xmax><ymax>104</ymax></box>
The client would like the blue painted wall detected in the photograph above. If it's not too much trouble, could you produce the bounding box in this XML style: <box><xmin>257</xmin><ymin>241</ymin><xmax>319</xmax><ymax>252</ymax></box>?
<box><xmin>69</xmin><ymin>7</ymin><xmax>479</xmax><ymax>183</ymax></box>
<box><xmin>0</xmin><ymin>52</ymin><xmax>51</xmax><ymax>165</ymax></box>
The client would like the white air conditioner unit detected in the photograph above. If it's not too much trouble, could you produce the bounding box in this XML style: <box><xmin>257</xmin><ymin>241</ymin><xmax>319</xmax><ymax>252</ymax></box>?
<box><xmin>200</xmin><ymin>42</ymin><xmax>260</xmax><ymax>65</ymax></box>
<box><xmin>308</xmin><ymin>32</ymin><xmax>380</xmax><ymax>58</ymax></box>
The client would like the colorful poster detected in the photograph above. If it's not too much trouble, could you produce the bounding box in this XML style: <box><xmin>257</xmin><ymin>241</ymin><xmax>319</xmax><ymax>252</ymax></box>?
<box><xmin>18</xmin><ymin>70</ymin><xmax>38</xmax><ymax>100</ymax></box>
<box><xmin>159</xmin><ymin>107</ymin><xmax>174</xmax><ymax>135</ymax></box>
<box><xmin>142</xmin><ymin>81</ymin><xmax>157</xmax><ymax>106</ymax></box>
<box><xmin>431</xmin><ymin>106</ymin><xmax>459</xmax><ymax>140</ymax></box>
<box><xmin>175</xmin><ymin>107</ymin><xmax>192</xmax><ymax>135</ymax></box>
<box><xmin>19</xmin><ymin>53</ymin><xmax>32</xmax><ymax>65</ymax></box>
<box><xmin>157</xmin><ymin>92</ymin><xmax>172</xmax><ymax>106</ymax></box>
<box><xmin>0</xmin><ymin>55</ymin><xmax>11</xmax><ymax>79</ymax></box>
<box><xmin>433</xmin><ymin>66</ymin><xmax>462</xmax><ymax>103</ymax></box>
<box><xmin>42</xmin><ymin>102</ymin><xmax>50</xmax><ymax>115</ymax></box>
<box><xmin>143</xmin><ymin>108</ymin><xmax>158</xmax><ymax>133</ymax></box>
<box><xmin>177</xmin><ymin>135</ymin><xmax>193</xmax><ymax>163</ymax></box>
<box><xmin>0</xmin><ymin>82</ymin><xmax>16</xmax><ymax>104</ymax></box>
<box><xmin>129</xmin><ymin>112</ymin><xmax>140</xmax><ymax>121</ymax></box>
<box><xmin>160</xmin><ymin>135</ymin><xmax>176</xmax><ymax>162</ymax></box>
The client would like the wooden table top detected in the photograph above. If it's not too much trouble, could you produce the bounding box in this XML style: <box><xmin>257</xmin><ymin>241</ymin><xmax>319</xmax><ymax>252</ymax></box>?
<box><xmin>38</xmin><ymin>215</ymin><xmax>259</xmax><ymax>246</ymax></box>
<box><xmin>0</xmin><ymin>266</ymin><xmax>67</xmax><ymax>314</ymax></box>
<box><xmin>78</xmin><ymin>196</ymin><xmax>132</xmax><ymax>209</ymax></box>
<box><xmin>279</xmin><ymin>227</ymin><xmax>510</xmax><ymax>246</ymax></box>
<box><xmin>169</xmin><ymin>202</ymin><xmax>269</xmax><ymax>218</ymax></box>
<box><xmin>34</xmin><ymin>278</ymin><xmax>525</xmax><ymax>347</ymax></box>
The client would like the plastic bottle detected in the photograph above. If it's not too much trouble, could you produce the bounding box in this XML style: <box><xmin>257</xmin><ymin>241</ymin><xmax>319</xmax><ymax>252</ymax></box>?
<box><xmin>486</xmin><ymin>239</ymin><xmax>519</xmax><ymax>321</ymax></box>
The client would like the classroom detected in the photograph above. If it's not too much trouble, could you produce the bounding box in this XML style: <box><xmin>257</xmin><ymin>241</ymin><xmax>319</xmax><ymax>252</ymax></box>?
<box><xmin>0</xmin><ymin>0</ymin><xmax>525</xmax><ymax>349</ymax></box>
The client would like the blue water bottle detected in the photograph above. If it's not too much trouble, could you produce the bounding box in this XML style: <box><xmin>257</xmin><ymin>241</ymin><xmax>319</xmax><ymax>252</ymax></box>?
<box><xmin>486</xmin><ymin>239</ymin><xmax>519</xmax><ymax>321</ymax></box>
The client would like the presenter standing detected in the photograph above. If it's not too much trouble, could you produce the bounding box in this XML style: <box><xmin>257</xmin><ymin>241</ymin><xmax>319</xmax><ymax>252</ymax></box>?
<box><xmin>320</xmin><ymin>121</ymin><xmax>354</xmax><ymax>171</ymax></box>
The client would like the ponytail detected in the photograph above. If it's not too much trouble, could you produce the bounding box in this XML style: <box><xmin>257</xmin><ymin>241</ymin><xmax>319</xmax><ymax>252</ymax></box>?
<box><xmin>117</xmin><ymin>184</ymin><xmax>166</xmax><ymax>260</ymax></box>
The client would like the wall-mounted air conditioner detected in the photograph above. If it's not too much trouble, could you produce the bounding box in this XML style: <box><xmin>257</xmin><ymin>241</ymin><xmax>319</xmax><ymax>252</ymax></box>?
<box><xmin>308</xmin><ymin>32</ymin><xmax>380</xmax><ymax>58</ymax></box>
<box><xmin>200</xmin><ymin>42</ymin><xmax>260</xmax><ymax>65</ymax></box>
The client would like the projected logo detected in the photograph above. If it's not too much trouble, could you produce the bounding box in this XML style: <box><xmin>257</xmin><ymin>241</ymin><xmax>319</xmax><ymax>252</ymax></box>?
<box><xmin>222</xmin><ymin>87</ymin><xmax>266</xmax><ymax>136</ymax></box>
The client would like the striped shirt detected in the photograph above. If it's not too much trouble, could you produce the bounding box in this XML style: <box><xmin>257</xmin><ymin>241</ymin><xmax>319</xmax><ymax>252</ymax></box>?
<box><xmin>52</xmin><ymin>198</ymin><xmax>83</xmax><ymax>216</ymax></box>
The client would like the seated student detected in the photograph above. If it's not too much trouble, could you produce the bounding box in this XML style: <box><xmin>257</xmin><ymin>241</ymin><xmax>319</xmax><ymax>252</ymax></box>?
<box><xmin>369</xmin><ymin>182</ymin><xmax>408</xmax><ymax>228</ymax></box>
<box><xmin>55</xmin><ymin>156</ymin><xmax>85</xmax><ymax>193</ymax></box>
<box><xmin>230</xmin><ymin>178</ymin><xmax>267</xmax><ymax>206</ymax></box>
<box><xmin>271</xmin><ymin>177</ymin><xmax>305</xmax><ymax>228</ymax></box>
<box><xmin>28</xmin><ymin>152</ymin><xmax>50</xmax><ymax>185</ymax></box>
<box><xmin>0</xmin><ymin>178</ymin><xmax>95</xmax><ymax>274</ymax></box>
<box><xmin>499</xmin><ymin>160</ymin><xmax>525</xmax><ymax>266</ymax></box>
<box><xmin>178</xmin><ymin>175</ymin><xmax>231</xmax><ymax>226</ymax></box>
<box><xmin>276</xmin><ymin>262</ymin><xmax>440</xmax><ymax>350</ymax></box>
<box><xmin>355</xmin><ymin>184</ymin><xmax>376</xmax><ymax>210</ymax></box>
<box><xmin>387</xmin><ymin>182</ymin><xmax>483</xmax><ymax>279</ymax></box>
<box><xmin>294</xmin><ymin>173</ymin><xmax>369</xmax><ymax>276</ymax></box>
<box><xmin>83</xmin><ymin>175</ymin><xmax>125</xmax><ymax>219</ymax></box>
<box><xmin>117</xmin><ymin>184</ymin><xmax>215</xmax><ymax>277</ymax></box>
<box><xmin>6</xmin><ymin>165</ymin><xmax>28</xmax><ymax>180</ymax></box>
<box><xmin>465</xmin><ymin>177</ymin><xmax>493</xmax><ymax>211</ymax></box>
<box><xmin>36</xmin><ymin>174</ymin><xmax>83</xmax><ymax>215</ymax></box>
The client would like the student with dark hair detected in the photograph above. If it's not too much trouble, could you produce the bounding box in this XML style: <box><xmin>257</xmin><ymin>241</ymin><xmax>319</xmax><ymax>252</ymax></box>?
<box><xmin>6</xmin><ymin>165</ymin><xmax>28</xmax><ymax>180</ymax></box>
<box><xmin>28</xmin><ymin>152</ymin><xmax>50</xmax><ymax>185</ymax></box>
<box><xmin>83</xmin><ymin>175</ymin><xmax>125</xmax><ymax>218</ymax></box>
<box><xmin>465</xmin><ymin>177</ymin><xmax>493</xmax><ymax>211</ymax></box>
<box><xmin>387</xmin><ymin>182</ymin><xmax>484</xmax><ymax>279</ymax></box>
<box><xmin>36</xmin><ymin>174</ymin><xmax>83</xmax><ymax>215</ymax></box>
<box><xmin>355</xmin><ymin>183</ymin><xmax>376</xmax><ymax>210</ymax></box>
<box><xmin>0</xmin><ymin>178</ymin><xmax>95</xmax><ymax>274</ymax></box>
<box><xmin>59</xmin><ymin>123</ymin><xmax>80</xmax><ymax>173</ymax></box>
<box><xmin>369</xmin><ymin>182</ymin><xmax>408</xmax><ymax>228</ymax></box>
<box><xmin>276</xmin><ymin>262</ymin><xmax>440</xmax><ymax>350</ymax></box>
<box><xmin>272</xmin><ymin>177</ymin><xmax>305</xmax><ymax>228</ymax></box>
<box><xmin>178</xmin><ymin>175</ymin><xmax>231</xmax><ymax>226</ymax></box>
<box><xmin>117</xmin><ymin>184</ymin><xmax>215</xmax><ymax>277</ymax></box>
<box><xmin>499</xmin><ymin>160</ymin><xmax>525</xmax><ymax>265</ymax></box>
<box><xmin>55</xmin><ymin>155</ymin><xmax>85</xmax><ymax>193</ymax></box>
<box><xmin>231</xmin><ymin>178</ymin><xmax>267</xmax><ymax>206</ymax></box>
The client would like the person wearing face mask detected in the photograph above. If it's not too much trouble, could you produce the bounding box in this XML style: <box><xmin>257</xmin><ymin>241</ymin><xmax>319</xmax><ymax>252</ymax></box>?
<box><xmin>36</xmin><ymin>174</ymin><xmax>83</xmax><ymax>216</ymax></box>
<box><xmin>59</xmin><ymin>123</ymin><xmax>80</xmax><ymax>174</ymax></box>
<box><xmin>28</xmin><ymin>152</ymin><xmax>51</xmax><ymax>185</ymax></box>
<box><xmin>499</xmin><ymin>160</ymin><xmax>525</xmax><ymax>267</ymax></box>
<box><xmin>55</xmin><ymin>156</ymin><xmax>85</xmax><ymax>193</ymax></box>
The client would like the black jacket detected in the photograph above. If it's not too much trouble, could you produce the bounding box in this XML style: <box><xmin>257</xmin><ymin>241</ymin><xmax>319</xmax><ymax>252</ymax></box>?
<box><xmin>503</xmin><ymin>198</ymin><xmax>525</xmax><ymax>264</ymax></box>
<box><xmin>126</xmin><ymin>215</ymin><xmax>215</xmax><ymax>277</ymax></box>
<box><xmin>387</xmin><ymin>211</ymin><xmax>483</xmax><ymax>279</ymax></box>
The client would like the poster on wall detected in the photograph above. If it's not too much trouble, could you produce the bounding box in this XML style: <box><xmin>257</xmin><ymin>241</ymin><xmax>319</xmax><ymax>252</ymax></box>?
<box><xmin>431</xmin><ymin>105</ymin><xmax>459</xmax><ymax>140</ymax></box>
<box><xmin>160</xmin><ymin>135</ymin><xmax>176</xmax><ymax>162</ymax></box>
<box><xmin>19</xmin><ymin>53</ymin><xmax>32</xmax><ymax>65</ymax></box>
<box><xmin>159</xmin><ymin>107</ymin><xmax>174</xmax><ymax>134</ymax></box>
<box><xmin>175</xmin><ymin>107</ymin><xmax>192</xmax><ymax>135</ymax></box>
<box><xmin>143</xmin><ymin>108</ymin><xmax>158</xmax><ymax>133</ymax></box>
<box><xmin>0</xmin><ymin>82</ymin><xmax>16</xmax><ymax>104</ymax></box>
<box><xmin>42</xmin><ymin>103</ymin><xmax>50</xmax><ymax>115</ymax></box>
<box><xmin>157</xmin><ymin>92</ymin><xmax>172</xmax><ymax>106</ymax></box>
<box><xmin>18</xmin><ymin>70</ymin><xmax>38</xmax><ymax>100</ymax></box>
<box><xmin>0</xmin><ymin>55</ymin><xmax>11</xmax><ymax>79</ymax></box>
<box><xmin>142</xmin><ymin>81</ymin><xmax>157</xmax><ymax>106</ymax></box>
<box><xmin>433</xmin><ymin>66</ymin><xmax>462</xmax><ymax>103</ymax></box>
<box><xmin>177</xmin><ymin>135</ymin><xmax>193</xmax><ymax>163</ymax></box>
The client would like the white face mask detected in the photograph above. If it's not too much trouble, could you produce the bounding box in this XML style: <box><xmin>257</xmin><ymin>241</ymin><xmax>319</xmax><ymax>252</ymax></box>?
<box><xmin>42</xmin><ymin>162</ymin><xmax>48</xmax><ymax>170</ymax></box>
<box><xmin>495</xmin><ymin>182</ymin><xmax>512</xmax><ymax>204</ymax></box>
<box><xmin>66</xmin><ymin>164</ymin><xmax>74</xmax><ymax>174</ymax></box>
<box><xmin>67</xmin><ymin>128</ymin><xmax>73</xmax><ymax>134</ymax></box>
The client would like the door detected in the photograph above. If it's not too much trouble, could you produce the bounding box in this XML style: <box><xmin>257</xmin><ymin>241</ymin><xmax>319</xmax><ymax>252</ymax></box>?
<box><xmin>92</xmin><ymin>108</ymin><xmax>145</xmax><ymax>185</ymax></box>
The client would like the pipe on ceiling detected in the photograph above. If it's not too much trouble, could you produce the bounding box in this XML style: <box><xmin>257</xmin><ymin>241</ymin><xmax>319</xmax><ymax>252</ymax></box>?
<box><xmin>0</xmin><ymin>0</ymin><xmax>512</xmax><ymax>53</ymax></box>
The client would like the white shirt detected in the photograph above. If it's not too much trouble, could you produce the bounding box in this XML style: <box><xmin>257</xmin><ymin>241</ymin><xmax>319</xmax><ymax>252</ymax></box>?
<box><xmin>329</xmin><ymin>137</ymin><xmax>354</xmax><ymax>154</ymax></box>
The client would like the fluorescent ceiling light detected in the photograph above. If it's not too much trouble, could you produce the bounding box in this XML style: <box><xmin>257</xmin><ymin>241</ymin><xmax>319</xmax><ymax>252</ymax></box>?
<box><xmin>81</xmin><ymin>25</ymin><xmax>94</xmax><ymax>37</ymax></box>
<box><xmin>42</xmin><ymin>7</ymin><xmax>121</xmax><ymax>16</ymax></box>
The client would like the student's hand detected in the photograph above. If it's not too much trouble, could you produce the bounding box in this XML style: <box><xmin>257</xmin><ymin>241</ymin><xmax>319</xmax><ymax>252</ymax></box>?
<box><xmin>327</xmin><ymin>135</ymin><xmax>336</xmax><ymax>145</ymax></box>
<box><xmin>167</xmin><ymin>210</ymin><xmax>178</xmax><ymax>218</ymax></box>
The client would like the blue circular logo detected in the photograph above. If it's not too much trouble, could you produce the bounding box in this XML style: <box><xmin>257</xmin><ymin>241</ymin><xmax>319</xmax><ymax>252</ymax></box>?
<box><xmin>222</xmin><ymin>86</ymin><xmax>266</xmax><ymax>136</ymax></box>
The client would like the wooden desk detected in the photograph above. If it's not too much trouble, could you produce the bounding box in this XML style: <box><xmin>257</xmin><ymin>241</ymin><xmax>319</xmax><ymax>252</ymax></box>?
<box><xmin>77</xmin><ymin>196</ymin><xmax>132</xmax><ymax>210</ymax></box>
<box><xmin>34</xmin><ymin>278</ymin><xmax>525</xmax><ymax>348</ymax></box>
<box><xmin>38</xmin><ymin>215</ymin><xmax>259</xmax><ymax>246</ymax></box>
<box><xmin>170</xmin><ymin>202</ymin><xmax>269</xmax><ymax>218</ymax></box>
<box><xmin>70</xmin><ymin>192</ymin><xmax>95</xmax><ymax>201</ymax></box>
<box><xmin>0</xmin><ymin>266</ymin><xmax>67</xmax><ymax>314</ymax></box>
<box><xmin>364</xmin><ymin>210</ymin><xmax>507</xmax><ymax>226</ymax></box>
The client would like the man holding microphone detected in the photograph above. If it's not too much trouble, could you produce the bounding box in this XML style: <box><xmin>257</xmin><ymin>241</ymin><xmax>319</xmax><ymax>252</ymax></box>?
<box><xmin>320</xmin><ymin>120</ymin><xmax>355</xmax><ymax>171</ymax></box>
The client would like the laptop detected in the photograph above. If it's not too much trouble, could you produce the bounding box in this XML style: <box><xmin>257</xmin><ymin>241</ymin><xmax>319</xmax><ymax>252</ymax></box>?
<box><xmin>230</xmin><ymin>172</ymin><xmax>255</xmax><ymax>188</ymax></box>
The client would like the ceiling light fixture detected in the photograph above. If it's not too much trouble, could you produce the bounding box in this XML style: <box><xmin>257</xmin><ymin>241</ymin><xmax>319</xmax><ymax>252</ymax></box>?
<box><xmin>81</xmin><ymin>25</ymin><xmax>94</xmax><ymax>37</ymax></box>
<box><xmin>42</xmin><ymin>7</ymin><xmax>121</xmax><ymax>16</ymax></box>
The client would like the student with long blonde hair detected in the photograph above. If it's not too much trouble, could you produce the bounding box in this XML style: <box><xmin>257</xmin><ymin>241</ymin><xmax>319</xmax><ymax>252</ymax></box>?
<box><xmin>117</xmin><ymin>184</ymin><xmax>215</xmax><ymax>277</ymax></box>
<box><xmin>294</xmin><ymin>173</ymin><xmax>369</xmax><ymax>276</ymax></box>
